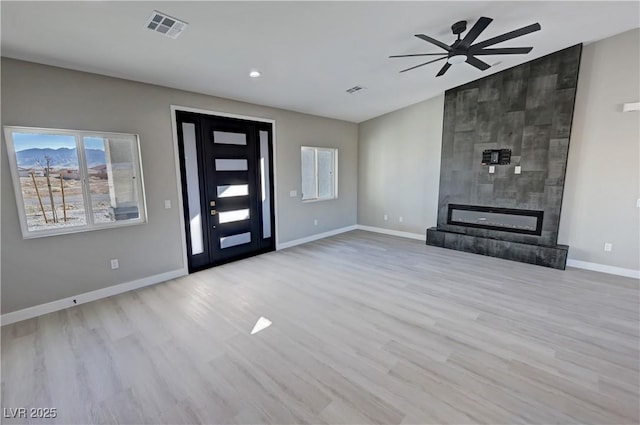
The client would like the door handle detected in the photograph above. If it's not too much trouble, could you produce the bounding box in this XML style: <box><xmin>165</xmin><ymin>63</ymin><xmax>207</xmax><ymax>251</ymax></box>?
<box><xmin>211</xmin><ymin>209</ymin><xmax>217</xmax><ymax>216</ymax></box>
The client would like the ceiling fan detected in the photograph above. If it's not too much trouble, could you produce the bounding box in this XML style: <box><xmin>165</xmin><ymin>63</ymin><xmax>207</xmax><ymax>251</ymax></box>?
<box><xmin>390</xmin><ymin>17</ymin><xmax>541</xmax><ymax>77</ymax></box>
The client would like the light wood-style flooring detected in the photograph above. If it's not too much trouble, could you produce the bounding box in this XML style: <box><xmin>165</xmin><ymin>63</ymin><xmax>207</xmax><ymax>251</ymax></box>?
<box><xmin>2</xmin><ymin>230</ymin><xmax>639</xmax><ymax>424</ymax></box>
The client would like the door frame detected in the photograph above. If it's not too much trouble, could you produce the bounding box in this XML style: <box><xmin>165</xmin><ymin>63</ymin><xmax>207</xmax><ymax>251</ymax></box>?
<box><xmin>170</xmin><ymin>105</ymin><xmax>278</xmax><ymax>274</ymax></box>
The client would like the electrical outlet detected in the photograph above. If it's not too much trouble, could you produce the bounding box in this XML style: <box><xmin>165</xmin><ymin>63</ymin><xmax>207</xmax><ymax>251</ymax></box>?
<box><xmin>514</xmin><ymin>165</ymin><xmax>522</xmax><ymax>175</ymax></box>
<box><xmin>384</xmin><ymin>214</ymin><xmax>388</xmax><ymax>221</ymax></box>
<box><xmin>110</xmin><ymin>259</ymin><xmax>119</xmax><ymax>269</ymax></box>
<box><xmin>399</xmin><ymin>216</ymin><xmax>403</xmax><ymax>223</ymax></box>
<box><xmin>604</xmin><ymin>243</ymin><xmax>613</xmax><ymax>252</ymax></box>
<box><xmin>489</xmin><ymin>166</ymin><xmax>496</xmax><ymax>174</ymax></box>
<box><xmin>290</xmin><ymin>190</ymin><xmax>297</xmax><ymax>198</ymax></box>
<box><xmin>314</xmin><ymin>219</ymin><xmax>318</xmax><ymax>226</ymax></box>
<box><xmin>164</xmin><ymin>199</ymin><xmax>171</xmax><ymax>209</ymax></box>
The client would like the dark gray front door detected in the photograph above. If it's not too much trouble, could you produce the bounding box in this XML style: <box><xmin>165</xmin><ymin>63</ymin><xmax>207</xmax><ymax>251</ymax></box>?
<box><xmin>176</xmin><ymin>111</ymin><xmax>275</xmax><ymax>272</ymax></box>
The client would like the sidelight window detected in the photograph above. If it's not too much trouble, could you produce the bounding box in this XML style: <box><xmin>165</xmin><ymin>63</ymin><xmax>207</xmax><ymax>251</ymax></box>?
<box><xmin>301</xmin><ymin>146</ymin><xmax>338</xmax><ymax>202</ymax></box>
<box><xmin>4</xmin><ymin>126</ymin><xmax>147</xmax><ymax>238</ymax></box>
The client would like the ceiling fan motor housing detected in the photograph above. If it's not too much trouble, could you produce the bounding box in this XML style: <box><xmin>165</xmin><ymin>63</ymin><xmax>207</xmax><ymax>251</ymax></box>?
<box><xmin>451</xmin><ymin>21</ymin><xmax>467</xmax><ymax>36</ymax></box>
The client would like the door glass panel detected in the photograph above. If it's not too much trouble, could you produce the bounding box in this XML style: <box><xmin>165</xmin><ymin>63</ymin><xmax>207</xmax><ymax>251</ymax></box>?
<box><xmin>213</xmin><ymin>131</ymin><xmax>247</xmax><ymax>145</ymax></box>
<box><xmin>217</xmin><ymin>184</ymin><xmax>249</xmax><ymax>198</ymax></box>
<box><xmin>218</xmin><ymin>209</ymin><xmax>250</xmax><ymax>224</ymax></box>
<box><xmin>259</xmin><ymin>130</ymin><xmax>271</xmax><ymax>238</ymax></box>
<box><xmin>220</xmin><ymin>232</ymin><xmax>251</xmax><ymax>249</ymax></box>
<box><xmin>318</xmin><ymin>149</ymin><xmax>334</xmax><ymax>199</ymax></box>
<box><xmin>182</xmin><ymin>123</ymin><xmax>204</xmax><ymax>255</ymax></box>
<box><xmin>215</xmin><ymin>159</ymin><xmax>248</xmax><ymax>171</ymax></box>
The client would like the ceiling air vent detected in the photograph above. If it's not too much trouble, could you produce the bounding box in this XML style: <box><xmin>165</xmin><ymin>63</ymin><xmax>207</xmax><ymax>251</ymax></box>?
<box><xmin>146</xmin><ymin>11</ymin><xmax>188</xmax><ymax>39</ymax></box>
<box><xmin>345</xmin><ymin>86</ymin><xmax>366</xmax><ymax>94</ymax></box>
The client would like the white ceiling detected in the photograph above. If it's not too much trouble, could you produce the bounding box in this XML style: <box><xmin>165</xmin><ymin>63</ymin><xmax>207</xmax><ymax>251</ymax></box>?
<box><xmin>1</xmin><ymin>1</ymin><xmax>638</xmax><ymax>123</ymax></box>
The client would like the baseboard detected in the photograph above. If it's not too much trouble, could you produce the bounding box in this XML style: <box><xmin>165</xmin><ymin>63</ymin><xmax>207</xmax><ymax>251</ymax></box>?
<box><xmin>566</xmin><ymin>259</ymin><xmax>640</xmax><ymax>279</ymax></box>
<box><xmin>277</xmin><ymin>225</ymin><xmax>358</xmax><ymax>250</ymax></box>
<box><xmin>356</xmin><ymin>225</ymin><xmax>426</xmax><ymax>241</ymax></box>
<box><xmin>1</xmin><ymin>269</ymin><xmax>187</xmax><ymax>326</ymax></box>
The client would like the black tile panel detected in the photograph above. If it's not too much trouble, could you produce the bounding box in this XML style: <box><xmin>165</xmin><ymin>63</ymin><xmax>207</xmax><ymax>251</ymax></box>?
<box><xmin>521</xmin><ymin>125</ymin><xmax>551</xmax><ymax>171</ymax></box>
<box><xmin>476</xmin><ymin>100</ymin><xmax>501</xmax><ymax>143</ymax></box>
<box><xmin>502</xmin><ymin>65</ymin><xmax>530</xmax><ymax>111</ymax></box>
<box><xmin>454</xmin><ymin>89</ymin><xmax>479</xmax><ymax>132</ymax></box>
<box><xmin>516</xmin><ymin>171</ymin><xmax>546</xmax><ymax>196</ymax></box>
<box><xmin>556</xmin><ymin>46</ymin><xmax>582</xmax><ymax>90</ymax></box>
<box><xmin>478</xmin><ymin>73</ymin><xmax>503</xmax><ymax>102</ymax></box>
<box><xmin>452</xmin><ymin>131</ymin><xmax>476</xmax><ymax>170</ymax></box>
<box><xmin>497</xmin><ymin>111</ymin><xmax>525</xmax><ymax>155</ymax></box>
<box><xmin>552</xmin><ymin>89</ymin><xmax>577</xmax><ymax>138</ymax></box>
<box><xmin>472</xmin><ymin>183</ymin><xmax>494</xmax><ymax>205</ymax></box>
<box><xmin>525</xmin><ymin>74</ymin><xmax>558</xmax><ymax>110</ymax></box>
<box><xmin>546</xmin><ymin>138</ymin><xmax>570</xmax><ymax>185</ymax></box>
<box><xmin>529</xmin><ymin>54</ymin><xmax>559</xmax><ymax>79</ymax></box>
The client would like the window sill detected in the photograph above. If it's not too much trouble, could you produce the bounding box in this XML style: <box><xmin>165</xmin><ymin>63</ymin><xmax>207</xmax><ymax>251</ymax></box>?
<box><xmin>21</xmin><ymin>218</ymin><xmax>147</xmax><ymax>239</ymax></box>
<box><xmin>302</xmin><ymin>197</ymin><xmax>338</xmax><ymax>204</ymax></box>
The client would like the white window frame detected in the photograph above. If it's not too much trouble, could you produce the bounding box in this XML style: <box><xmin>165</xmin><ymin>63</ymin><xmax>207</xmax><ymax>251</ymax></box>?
<box><xmin>301</xmin><ymin>146</ymin><xmax>338</xmax><ymax>202</ymax></box>
<box><xmin>4</xmin><ymin>126</ymin><xmax>148</xmax><ymax>239</ymax></box>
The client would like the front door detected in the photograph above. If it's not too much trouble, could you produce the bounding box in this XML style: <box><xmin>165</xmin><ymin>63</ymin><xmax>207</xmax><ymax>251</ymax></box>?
<box><xmin>176</xmin><ymin>111</ymin><xmax>275</xmax><ymax>272</ymax></box>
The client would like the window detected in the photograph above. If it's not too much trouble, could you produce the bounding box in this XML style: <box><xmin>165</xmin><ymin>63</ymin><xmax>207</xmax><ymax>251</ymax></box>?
<box><xmin>301</xmin><ymin>146</ymin><xmax>337</xmax><ymax>201</ymax></box>
<box><xmin>4</xmin><ymin>126</ymin><xmax>147</xmax><ymax>238</ymax></box>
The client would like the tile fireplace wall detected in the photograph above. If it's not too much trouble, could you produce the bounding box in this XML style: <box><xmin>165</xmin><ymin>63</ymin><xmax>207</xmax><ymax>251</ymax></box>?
<box><xmin>428</xmin><ymin>44</ymin><xmax>582</xmax><ymax>268</ymax></box>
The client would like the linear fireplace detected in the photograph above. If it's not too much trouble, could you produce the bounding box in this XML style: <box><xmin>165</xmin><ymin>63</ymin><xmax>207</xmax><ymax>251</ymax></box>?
<box><xmin>447</xmin><ymin>204</ymin><xmax>544</xmax><ymax>236</ymax></box>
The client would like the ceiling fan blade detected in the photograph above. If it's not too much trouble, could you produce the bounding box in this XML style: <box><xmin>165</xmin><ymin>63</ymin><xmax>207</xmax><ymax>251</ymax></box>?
<box><xmin>470</xmin><ymin>47</ymin><xmax>533</xmax><ymax>55</ymax></box>
<box><xmin>436</xmin><ymin>62</ymin><xmax>452</xmax><ymax>77</ymax></box>
<box><xmin>415</xmin><ymin>34</ymin><xmax>452</xmax><ymax>52</ymax></box>
<box><xmin>460</xmin><ymin>17</ymin><xmax>493</xmax><ymax>48</ymax></box>
<box><xmin>400</xmin><ymin>56</ymin><xmax>448</xmax><ymax>73</ymax></box>
<box><xmin>389</xmin><ymin>53</ymin><xmax>449</xmax><ymax>58</ymax></box>
<box><xmin>466</xmin><ymin>56</ymin><xmax>491</xmax><ymax>71</ymax></box>
<box><xmin>471</xmin><ymin>23</ymin><xmax>541</xmax><ymax>50</ymax></box>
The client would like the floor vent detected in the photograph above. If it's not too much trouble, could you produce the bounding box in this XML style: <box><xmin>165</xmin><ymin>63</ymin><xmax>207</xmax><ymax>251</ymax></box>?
<box><xmin>146</xmin><ymin>11</ymin><xmax>188</xmax><ymax>39</ymax></box>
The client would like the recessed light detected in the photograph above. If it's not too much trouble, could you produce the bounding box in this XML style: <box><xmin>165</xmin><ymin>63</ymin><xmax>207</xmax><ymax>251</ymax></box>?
<box><xmin>249</xmin><ymin>70</ymin><xmax>261</xmax><ymax>78</ymax></box>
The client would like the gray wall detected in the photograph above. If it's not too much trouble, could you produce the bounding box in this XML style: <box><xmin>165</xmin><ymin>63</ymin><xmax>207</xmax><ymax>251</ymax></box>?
<box><xmin>436</xmin><ymin>45</ymin><xmax>581</xmax><ymax>247</ymax></box>
<box><xmin>358</xmin><ymin>95</ymin><xmax>444</xmax><ymax>234</ymax></box>
<box><xmin>358</xmin><ymin>30</ymin><xmax>639</xmax><ymax>271</ymax></box>
<box><xmin>3</xmin><ymin>29</ymin><xmax>638</xmax><ymax>315</ymax></box>
<box><xmin>558</xmin><ymin>29</ymin><xmax>640</xmax><ymax>270</ymax></box>
<box><xmin>1</xmin><ymin>58</ymin><xmax>358</xmax><ymax>313</ymax></box>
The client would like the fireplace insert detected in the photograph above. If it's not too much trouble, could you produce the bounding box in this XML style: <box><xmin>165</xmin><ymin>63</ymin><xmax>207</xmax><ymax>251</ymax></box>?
<box><xmin>447</xmin><ymin>204</ymin><xmax>544</xmax><ymax>236</ymax></box>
